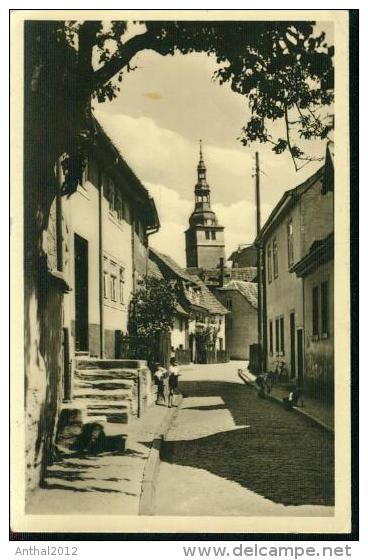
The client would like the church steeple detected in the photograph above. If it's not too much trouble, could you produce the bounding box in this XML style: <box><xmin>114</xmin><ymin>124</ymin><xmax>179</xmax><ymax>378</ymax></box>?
<box><xmin>194</xmin><ymin>140</ymin><xmax>211</xmax><ymax>211</ymax></box>
<box><xmin>197</xmin><ymin>140</ymin><xmax>207</xmax><ymax>183</ymax></box>
<box><xmin>185</xmin><ymin>140</ymin><xmax>225</xmax><ymax>269</ymax></box>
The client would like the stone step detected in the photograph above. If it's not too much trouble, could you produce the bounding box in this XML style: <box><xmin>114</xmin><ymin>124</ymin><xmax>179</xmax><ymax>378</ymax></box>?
<box><xmin>74</xmin><ymin>369</ymin><xmax>137</xmax><ymax>382</ymax></box>
<box><xmin>82</xmin><ymin>402</ymin><xmax>130</xmax><ymax>411</ymax></box>
<box><xmin>74</xmin><ymin>378</ymin><xmax>135</xmax><ymax>391</ymax></box>
<box><xmin>75</xmin><ymin>359</ymin><xmax>148</xmax><ymax>370</ymax></box>
<box><xmin>85</xmin><ymin>408</ymin><xmax>129</xmax><ymax>424</ymax></box>
<box><xmin>73</xmin><ymin>388</ymin><xmax>133</xmax><ymax>401</ymax></box>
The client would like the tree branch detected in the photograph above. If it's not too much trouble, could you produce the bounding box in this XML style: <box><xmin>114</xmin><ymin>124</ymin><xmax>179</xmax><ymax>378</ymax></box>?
<box><xmin>92</xmin><ymin>30</ymin><xmax>156</xmax><ymax>89</ymax></box>
<box><xmin>284</xmin><ymin>103</ymin><xmax>298</xmax><ymax>171</ymax></box>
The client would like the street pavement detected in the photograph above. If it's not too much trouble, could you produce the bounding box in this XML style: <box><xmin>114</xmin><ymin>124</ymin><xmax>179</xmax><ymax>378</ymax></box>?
<box><xmin>154</xmin><ymin>361</ymin><xmax>334</xmax><ymax>517</ymax></box>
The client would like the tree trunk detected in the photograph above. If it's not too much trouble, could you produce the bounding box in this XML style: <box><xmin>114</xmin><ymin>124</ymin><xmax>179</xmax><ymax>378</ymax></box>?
<box><xmin>24</xmin><ymin>21</ymin><xmax>74</xmax><ymax>492</ymax></box>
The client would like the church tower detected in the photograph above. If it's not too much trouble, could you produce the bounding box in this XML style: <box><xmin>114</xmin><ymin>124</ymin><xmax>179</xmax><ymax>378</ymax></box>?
<box><xmin>185</xmin><ymin>141</ymin><xmax>225</xmax><ymax>269</ymax></box>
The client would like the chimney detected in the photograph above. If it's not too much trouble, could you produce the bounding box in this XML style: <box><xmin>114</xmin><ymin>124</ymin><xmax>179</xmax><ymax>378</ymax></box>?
<box><xmin>219</xmin><ymin>257</ymin><xmax>225</xmax><ymax>287</ymax></box>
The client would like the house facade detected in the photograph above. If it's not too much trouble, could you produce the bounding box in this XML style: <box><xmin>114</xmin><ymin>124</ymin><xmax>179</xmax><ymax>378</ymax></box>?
<box><xmin>291</xmin><ymin>145</ymin><xmax>334</xmax><ymax>400</ymax></box>
<box><xmin>258</xmin><ymin>147</ymin><xmax>334</xmax><ymax>398</ymax></box>
<box><xmin>217</xmin><ymin>280</ymin><xmax>258</xmax><ymax>360</ymax></box>
<box><xmin>45</xmin><ymin>120</ymin><xmax>160</xmax><ymax>395</ymax></box>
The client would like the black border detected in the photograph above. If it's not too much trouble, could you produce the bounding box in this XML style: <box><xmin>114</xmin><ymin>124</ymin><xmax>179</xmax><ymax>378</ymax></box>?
<box><xmin>10</xmin><ymin>8</ymin><xmax>359</xmax><ymax>542</ymax></box>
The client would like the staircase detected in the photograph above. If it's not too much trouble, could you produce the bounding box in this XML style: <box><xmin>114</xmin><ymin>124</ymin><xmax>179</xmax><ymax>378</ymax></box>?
<box><xmin>73</xmin><ymin>358</ymin><xmax>151</xmax><ymax>424</ymax></box>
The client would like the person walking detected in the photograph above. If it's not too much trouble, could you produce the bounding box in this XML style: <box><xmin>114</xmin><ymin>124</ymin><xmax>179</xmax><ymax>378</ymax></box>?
<box><xmin>168</xmin><ymin>357</ymin><xmax>181</xmax><ymax>408</ymax></box>
<box><xmin>153</xmin><ymin>363</ymin><xmax>168</xmax><ymax>406</ymax></box>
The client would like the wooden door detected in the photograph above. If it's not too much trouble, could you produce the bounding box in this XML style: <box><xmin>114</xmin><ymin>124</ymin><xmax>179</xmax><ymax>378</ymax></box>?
<box><xmin>74</xmin><ymin>234</ymin><xmax>89</xmax><ymax>352</ymax></box>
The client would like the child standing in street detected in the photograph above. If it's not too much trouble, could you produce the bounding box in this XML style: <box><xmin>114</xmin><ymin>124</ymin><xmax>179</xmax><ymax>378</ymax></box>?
<box><xmin>168</xmin><ymin>357</ymin><xmax>181</xmax><ymax>408</ymax></box>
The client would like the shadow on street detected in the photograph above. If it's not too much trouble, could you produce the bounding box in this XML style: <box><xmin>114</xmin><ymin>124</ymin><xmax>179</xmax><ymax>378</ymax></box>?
<box><xmin>160</xmin><ymin>380</ymin><xmax>334</xmax><ymax>506</ymax></box>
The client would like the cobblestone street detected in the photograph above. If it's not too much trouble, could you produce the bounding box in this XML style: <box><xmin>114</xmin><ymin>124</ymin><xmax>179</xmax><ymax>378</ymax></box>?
<box><xmin>155</xmin><ymin>362</ymin><xmax>334</xmax><ymax>516</ymax></box>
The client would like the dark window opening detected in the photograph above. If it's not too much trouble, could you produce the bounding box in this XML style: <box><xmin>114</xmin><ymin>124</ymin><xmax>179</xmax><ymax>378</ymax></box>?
<box><xmin>269</xmin><ymin>321</ymin><xmax>273</xmax><ymax>355</ymax></box>
<box><xmin>312</xmin><ymin>286</ymin><xmax>319</xmax><ymax>336</ymax></box>
<box><xmin>280</xmin><ymin>316</ymin><xmax>285</xmax><ymax>354</ymax></box>
<box><xmin>273</xmin><ymin>238</ymin><xmax>278</xmax><ymax>279</ymax></box>
<box><xmin>321</xmin><ymin>281</ymin><xmax>329</xmax><ymax>335</ymax></box>
<box><xmin>267</xmin><ymin>245</ymin><xmax>272</xmax><ymax>283</ymax></box>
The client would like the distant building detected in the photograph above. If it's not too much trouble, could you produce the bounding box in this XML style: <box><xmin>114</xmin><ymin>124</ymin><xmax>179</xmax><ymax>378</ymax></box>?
<box><xmin>186</xmin><ymin>265</ymin><xmax>257</xmax><ymax>290</ymax></box>
<box><xmin>217</xmin><ymin>280</ymin><xmax>258</xmax><ymax>360</ymax></box>
<box><xmin>229</xmin><ymin>244</ymin><xmax>257</xmax><ymax>268</ymax></box>
<box><xmin>257</xmin><ymin>144</ymin><xmax>334</xmax><ymax>400</ymax></box>
<box><xmin>150</xmin><ymin>247</ymin><xmax>229</xmax><ymax>364</ymax></box>
<box><xmin>185</xmin><ymin>141</ymin><xmax>225</xmax><ymax>269</ymax></box>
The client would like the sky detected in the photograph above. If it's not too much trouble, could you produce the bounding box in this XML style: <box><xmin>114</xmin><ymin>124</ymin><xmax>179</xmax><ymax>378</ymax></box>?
<box><xmin>94</xmin><ymin>23</ymin><xmax>332</xmax><ymax>267</ymax></box>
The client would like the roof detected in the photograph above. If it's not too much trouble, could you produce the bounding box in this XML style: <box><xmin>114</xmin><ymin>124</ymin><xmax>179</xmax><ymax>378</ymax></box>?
<box><xmin>147</xmin><ymin>257</ymin><xmax>163</xmax><ymax>280</ymax></box>
<box><xmin>186</xmin><ymin>266</ymin><xmax>257</xmax><ymax>285</ymax></box>
<box><xmin>147</xmin><ymin>254</ymin><xmax>189</xmax><ymax>316</ymax></box>
<box><xmin>150</xmin><ymin>248</ymin><xmax>197</xmax><ymax>284</ymax></box>
<box><xmin>230</xmin><ymin>267</ymin><xmax>257</xmax><ymax>282</ymax></box>
<box><xmin>149</xmin><ymin>248</ymin><xmax>229</xmax><ymax>316</ymax></box>
<box><xmin>256</xmin><ymin>165</ymin><xmax>325</xmax><ymax>244</ymax></box>
<box><xmin>219</xmin><ymin>280</ymin><xmax>258</xmax><ymax>309</ymax></box>
<box><xmin>91</xmin><ymin>117</ymin><xmax>160</xmax><ymax>231</ymax></box>
<box><xmin>196</xmin><ymin>281</ymin><xmax>230</xmax><ymax>315</ymax></box>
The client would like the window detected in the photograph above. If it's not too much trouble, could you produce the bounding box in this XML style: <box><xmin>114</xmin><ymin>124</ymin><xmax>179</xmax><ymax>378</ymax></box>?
<box><xmin>119</xmin><ymin>268</ymin><xmax>125</xmax><ymax>304</ymax></box>
<box><xmin>206</xmin><ymin>219</ymin><xmax>212</xmax><ymax>225</ymax></box>
<box><xmin>321</xmin><ymin>281</ymin><xmax>329</xmax><ymax>336</ymax></box>
<box><xmin>103</xmin><ymin>271</ymin><xmax>108</xmax><ymax>299</ymax></box>
<box><xmin>124</xmin><ymin>201</ymin><xmax>131</xmax><ymax>224</ymax></box>
<box><xmin>115</xmin><ymin>191</ymin><xmax>123</xmax><ymax>222</ymax></box>
<box><xmin>226</xmin><ymin>299</ymin><xmax>232</xmax><ymax>310</ymax></box>
<box><xmin>211</xmin><ymin>231</ymin><xmax>216</xmax><ymax>240</ymax></box>
<box><xmin>267</xmin><ymin>245</ymin><xmax>272</xmax><ymax>283</ymax></box>
<box><xmin>269</xmin><ymin>320</ymin><xmax>273</xmax><ymax>355</ymax></box>
<box><xmin>80</xmin><ymin>157</ymin><xmax>88</xmax><ymax>189</ymax></box>
<box><xmin>287</xmin><ymin>219</ymin><xmax>294</xmax><ymax>267</ymax></box>
<box><xmin>108</xmin><ymin>179</ymin><xmax>115</xmax><ymax>214</ymax></box>
<box><xmin>179</xmin><ymin>318</ymin><xmax>184</xmax><ymax>332</ymax></box>
<box><xmin>280</xmin><ymin>316</ymin><xmax>285</xmax><ymax>354</ymax></box>
<box><xmin>275</xmin><ymin>318</ymin><xmax>280</xmax><ymax>353</ymax></box>
<box><xmin>312</xmin><ymin>286</ymin><xmax>319</xmax><ymax>336</ymax></box>
<box><xmin>273</xmin><ymin>238</ymin><xmax>278</xmax><ymax>278</ymax></box>
<box><xmin>110</xmin><ymin>275</ymin><xmax>117</xmax><ymax>301</ymax></box>
<box><xmin>205</xmin><ymin>230</ymin><xmax>210</xmax><ymax>240</ymax></box>
<box><xmin>103</xmin><ymin>257</ymin><xmax>108</xmax><ymax>298</ymax></box>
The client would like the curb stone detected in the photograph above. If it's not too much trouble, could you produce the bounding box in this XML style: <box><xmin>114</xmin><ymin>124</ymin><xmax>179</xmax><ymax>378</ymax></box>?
<box><xmin>139</xmin><ymin>394</ymin><xmax>183</xmax><ymax>515</ymax></box>
<box><xmin>238</xmin><ymin>371</ymin><xmax>334</xmax><ymax>435</ymax></box>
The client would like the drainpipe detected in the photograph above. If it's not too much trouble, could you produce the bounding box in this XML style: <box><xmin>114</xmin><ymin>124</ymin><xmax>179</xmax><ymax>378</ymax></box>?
<box><xmin>98</xmin><ymin>170</ymin><xmax>105</xmax><ymax>358</ymax></box>
<box><xmin>261</xmin><ymin>243</ymin><xmax>268</xmax><ymax>372</ymax></box>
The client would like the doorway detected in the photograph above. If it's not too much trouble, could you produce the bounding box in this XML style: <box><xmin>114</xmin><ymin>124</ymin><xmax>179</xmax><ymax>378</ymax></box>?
<box><xmin>296</xmin><ymin>328</ymin><xmax>304</xmax><ymax>387</ymax></box>
<box><xmin>289</xmin><ymin>312</ymin><xmax>296</xmax><ymax>378</ymax></box>
<box><xmin>74</xmin><ymin>234</ymin><xmax>89</xmax><ymax>352</ymax></box>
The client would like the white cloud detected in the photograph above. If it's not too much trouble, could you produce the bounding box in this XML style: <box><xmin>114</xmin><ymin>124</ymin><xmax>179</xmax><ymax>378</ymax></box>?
<box><xmin>94</xmin><ymin>107</ymin><xmax>324</xmax><ymax>268</ymax></box>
